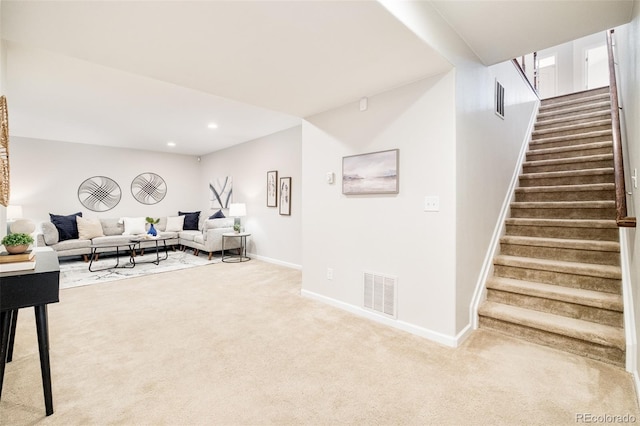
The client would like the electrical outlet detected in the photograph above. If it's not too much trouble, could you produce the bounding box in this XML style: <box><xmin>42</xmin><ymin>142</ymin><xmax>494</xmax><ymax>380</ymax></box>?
<box><xmin>424</xmin><ymin>196</ymin><xmax>440</xmax><ymax>212</ymax></box>
<box><xmin>327</xmin><ymin>268</ymin><xmax>334</xmax><ymax>280</ymax></box>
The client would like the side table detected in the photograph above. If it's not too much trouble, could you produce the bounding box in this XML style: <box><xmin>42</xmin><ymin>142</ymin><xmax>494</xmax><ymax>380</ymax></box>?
<box><xmin>0</xmin><ymin>250</ymin><xmax>60</xmax><ymax>416</ymax></box>
<box><xmin>221</xmin><ymin>232</ymin><xmax>251</xmax><ymax>263</ymax></box>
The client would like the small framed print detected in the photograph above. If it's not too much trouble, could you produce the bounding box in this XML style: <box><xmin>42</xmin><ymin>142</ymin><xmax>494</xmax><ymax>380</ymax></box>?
<box><xmin>279</xmin><ymin>177</ymin><xmax>291</xmax><ymax>216</ymax></box>
<box><xmin>267</xmin><ymin>170</ymin><xmax>278</xmax><ymax>207</ymax></box>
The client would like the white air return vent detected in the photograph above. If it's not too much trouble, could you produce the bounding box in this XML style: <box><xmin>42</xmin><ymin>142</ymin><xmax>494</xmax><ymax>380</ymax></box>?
<box><xmin>363</xmin><ymin>271</ymin><xmax>397</xmax><ymax>318</ymax></box>
<box><xmin>495</xmin><ymin>79</ymin><xmax>505</xmax><ymax>119</ymax></box>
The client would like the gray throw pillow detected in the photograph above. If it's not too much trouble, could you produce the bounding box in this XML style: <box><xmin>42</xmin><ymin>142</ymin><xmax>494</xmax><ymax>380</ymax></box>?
<box><xmin>41</xmin><ymin>221</ymin><xmax>60</xmax><ymax>245</ymax></box>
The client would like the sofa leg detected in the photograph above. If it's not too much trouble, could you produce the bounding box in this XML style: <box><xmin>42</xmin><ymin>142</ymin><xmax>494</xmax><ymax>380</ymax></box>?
<box><xmin>194</xmin><ymin>249</ymin><xmax>199</xmax><ymax>256</ymax></box>
<box><xmin>83</xmin><ymin>254</ymin><xmax>89</xmax><ymax>262</ymax></box>
<box><xmin>208</xmin><ymin>252</ymin><xmax>213</xmax><ymax>260</ymax></box>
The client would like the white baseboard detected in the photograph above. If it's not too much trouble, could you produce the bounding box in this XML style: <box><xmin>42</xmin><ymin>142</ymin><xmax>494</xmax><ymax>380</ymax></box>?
<box><xmin>618</xmin><ymin>229</ymin><xmax>638</xmax><ymax>376</ymax></box>
<box><xmin>301</xmin><ymin>289</ymin><xmax>470</xmax><ymax>348</ymax></box>
<box><xmin>247</xmin><ymin>252</ymin><xmax>301</xmax><ymax>270</ymax></box>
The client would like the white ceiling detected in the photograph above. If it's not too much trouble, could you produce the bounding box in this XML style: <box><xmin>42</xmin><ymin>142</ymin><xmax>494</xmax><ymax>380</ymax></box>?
<box><xmin>431</xmin><ymin>0</ymin><xmax>635</xmax><ymax>65</ymax></box>
<box><xmin>1</xmin><ymin>0</ymin><xmax>635</xmax><ymax>156</ymax></box>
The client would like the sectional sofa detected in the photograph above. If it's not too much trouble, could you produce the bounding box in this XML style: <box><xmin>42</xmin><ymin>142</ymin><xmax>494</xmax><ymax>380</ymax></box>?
<box><xmin>36</xmin><ymin>212</ymin><xmax>241</xmax><ymax>261</ymax></box>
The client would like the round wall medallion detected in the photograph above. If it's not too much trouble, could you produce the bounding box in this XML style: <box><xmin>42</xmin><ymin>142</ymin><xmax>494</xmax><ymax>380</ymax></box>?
<box><xmin>131</xmin><ymin>172</ymin><xmax>167</xmax><ymax>205</ymax></box>
<box><xmin>78</xmin><ymin>176</ymin><xmax>122</xmax><ymax>212</ymax></box>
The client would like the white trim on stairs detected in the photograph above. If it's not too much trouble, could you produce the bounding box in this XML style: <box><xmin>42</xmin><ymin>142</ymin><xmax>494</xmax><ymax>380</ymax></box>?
<box><xmin>469</xmin><ymin>97</ymin><xmax>541</xmax><ymax>330</ymax></box>
<box><xmin>618</xmin><ymin>229</ymin><xmax>638</xmax><ymax>377</ymax></box>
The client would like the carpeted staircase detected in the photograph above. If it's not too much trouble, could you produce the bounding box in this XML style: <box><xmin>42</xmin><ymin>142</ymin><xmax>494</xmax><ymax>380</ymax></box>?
<box><xmin>478</xmin><ymin>86</ymin><xmax>626</xmax><ymax>367</ymax></box>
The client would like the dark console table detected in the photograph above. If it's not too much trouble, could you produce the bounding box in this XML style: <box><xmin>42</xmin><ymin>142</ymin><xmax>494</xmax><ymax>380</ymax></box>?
<box><xmin>0</xmin><ymin>250</ymin><xmax>60</xmax><ymax>416</ymax></box>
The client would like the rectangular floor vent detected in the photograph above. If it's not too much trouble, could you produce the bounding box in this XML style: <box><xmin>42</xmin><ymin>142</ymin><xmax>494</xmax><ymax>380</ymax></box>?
<box><xmin>363</xmin><ymin>271</ymin><xmax>397</xmax><ymax>318</ymax></box>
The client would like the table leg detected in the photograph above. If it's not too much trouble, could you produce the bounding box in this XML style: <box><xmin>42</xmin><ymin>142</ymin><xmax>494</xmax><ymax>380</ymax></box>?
<box><xmin>34</xmin><ymin>305</ymin><xmax>54</xmax><ymax>416</ymax></box>
<box><xmin>7</xmin><ymin>309</ymin><xmax>18</xmax><ymax>362</ymax></box>
<box><xmin>152</xmin><ymin>240</ymin><xmax>169</xmax><ymax>265</ymax></box>
<box><xmin>222</xmin><ymin>236</ymin><xmax>226</xmax><ymax>262</ymax></box>
<box><xmin>0</xmin><ymin>310</ymin><xmax>11</xmax><ymax>401</ymax></box>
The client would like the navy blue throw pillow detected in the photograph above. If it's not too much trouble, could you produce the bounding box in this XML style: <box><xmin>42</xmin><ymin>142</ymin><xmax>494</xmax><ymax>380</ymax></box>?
<box><xmin>208</xmin><ymin>210</ymin><xmax>225</xmax><ymax>219</ymax></box>
<box><xmin>179</xmin><ymin>211</ymin><xmax>200</xmax><ymax>230</ymax></box>
<box><xmin>49</xmin><ymin>212</ymin><xmax>82</xmax><ymax>241</ymax></box>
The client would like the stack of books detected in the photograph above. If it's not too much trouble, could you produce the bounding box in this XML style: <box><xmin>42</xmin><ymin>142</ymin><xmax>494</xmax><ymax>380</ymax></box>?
<box><xmin>0</xmin><ymin>250</ymin><xmax>37</xmax><ymax>273</ymax></box>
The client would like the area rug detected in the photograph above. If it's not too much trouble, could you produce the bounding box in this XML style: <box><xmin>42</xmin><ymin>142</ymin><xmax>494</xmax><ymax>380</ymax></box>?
<box><xmin>59</xmin><ymin>249</ymin><xmax>215</xmax><ymax>289</ymax></box>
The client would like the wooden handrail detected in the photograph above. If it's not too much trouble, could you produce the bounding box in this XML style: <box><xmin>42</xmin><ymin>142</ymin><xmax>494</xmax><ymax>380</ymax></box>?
<box><xmin>511</xmin><ymin>57</ymin><xmax>539</xmax><ymax>97</ymax></box>
<box><xmin>606</xmin><ymin>29</ymin><xmax>636</xmax><ymax>227</ymax></box>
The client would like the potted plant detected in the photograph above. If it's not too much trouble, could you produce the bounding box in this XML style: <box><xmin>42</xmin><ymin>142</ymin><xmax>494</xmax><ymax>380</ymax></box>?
<box><xmin>145</xmin><ymin>217</ymin><xmax>160</xmax><ymax>237</ymax></box>
<box><xmin>2</xmin><ymin>232</ymin><xmax>34</xmax><ymax>254</ymax></box>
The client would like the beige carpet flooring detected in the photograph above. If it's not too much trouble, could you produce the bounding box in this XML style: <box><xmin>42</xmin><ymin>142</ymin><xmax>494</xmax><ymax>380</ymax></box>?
<box><xmin>1</xmin><ymin>260</ymin><xmax>638</xmax><ymax>425</ymax></box>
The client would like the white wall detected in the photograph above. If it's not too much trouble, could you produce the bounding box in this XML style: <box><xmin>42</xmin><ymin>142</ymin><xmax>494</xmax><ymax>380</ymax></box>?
<box><xmin>302</xmin><ymin>72</ymin><xmax>459</xmax><ymax>340</ymax></box>
<box><xmin>455</xmin><ymin>61</ymin><xmax>539</xmax><ymax>332</ymax></box>
<box><xmin>615</xmin><ymin>0</ymin><xmax>640</xmax><ymax>382</ymax></box>
<box><xmin>199</xmin><ymin>126</ymin><xmax>302</xmax><ymax>268</ymax></box>
<box><xmin>10</xmin><ymin>137</ymin><xmax>201</xmax><ymax>224</ymax></box>
<box><xmin>378</xmin><ymin>0</ymin><xmax>539</xmax><ymax>337</ymax></box>
<box><xmin>537</xmin><ymin>32</ymin><xmax>608</xmax><ymax>97</ymax></box>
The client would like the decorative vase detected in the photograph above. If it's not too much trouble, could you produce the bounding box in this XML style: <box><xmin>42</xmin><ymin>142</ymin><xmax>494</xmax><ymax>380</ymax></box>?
<box><xmin>147</xmin><ymin>224</ymin><xmax>157</xmax><ymax>237</ymax></box>
<box><xmin>6</xmin><ymin>244</ymin><xmax>28</xmax><ymax>254</ymax></box>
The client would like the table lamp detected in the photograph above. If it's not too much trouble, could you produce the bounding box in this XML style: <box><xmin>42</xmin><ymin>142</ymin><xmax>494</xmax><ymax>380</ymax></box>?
<box><xmin>229</xmin><ymin>203</ymin><xmax>246</xmax><ymax>232</ymax></box>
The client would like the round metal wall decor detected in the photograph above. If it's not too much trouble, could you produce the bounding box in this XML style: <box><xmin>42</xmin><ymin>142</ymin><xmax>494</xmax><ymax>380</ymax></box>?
<box><xmin>78</xmin><ymin>176</ymin><xmax>122</xmax><ymax>212</ymax></box>
<box><xmin>131</xmin><ymin>172</ymin><xmax>167</xmax><ymax>205</ymax></box>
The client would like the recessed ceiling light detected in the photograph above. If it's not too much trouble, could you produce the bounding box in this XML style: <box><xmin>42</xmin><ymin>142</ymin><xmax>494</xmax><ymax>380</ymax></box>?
<box><xmin>167</xmin><ymin>141</ymin><xmax>176</xmax><ymax>147</ymax></box>
<box><xmin>208</xmin><ymin>123</ymin><xmax>218</xmax><ymax>129</ymax></box>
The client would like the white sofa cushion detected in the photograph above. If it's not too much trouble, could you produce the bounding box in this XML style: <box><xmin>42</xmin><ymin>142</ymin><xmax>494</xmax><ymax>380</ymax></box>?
<box><xmin>119</xmin><ymin>217</ymin><xmax>146</xmax><ymax>235</ymax></box>
<box><xmin>166</xmin><ymin>216</ymin><xmax>185</xmax><ymax>232</ymax></box>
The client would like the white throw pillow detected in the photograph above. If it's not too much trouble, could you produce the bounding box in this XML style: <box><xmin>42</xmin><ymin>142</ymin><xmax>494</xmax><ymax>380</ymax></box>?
<box><xmin>77</xmin><ymin>216</ymin><xmax>105</xmax><ymax>240</ymax></box>
<box><xmin>165</xmin><ymin>216</ymin><xmax>185</xmax><ymax>232</ymax></box>
<box><xmin>119</xmin><ymin>217</ymin><xmax>146</xmax><ymax>235</ymax></box>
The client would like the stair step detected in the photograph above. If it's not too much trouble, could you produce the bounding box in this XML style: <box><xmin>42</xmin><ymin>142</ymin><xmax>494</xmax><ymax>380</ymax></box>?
<box><xmin>510</xmin><ymin>200</ymin><xmax>615</xmax><ymax>220</ymax></box>
<box><xmin>505</xmin><ymin>218</ymin><xmax>619</xmax><ymax>241</ymax></box>
<box><xmin>487</xmin><ymin>278</ymin><xmax>623</xmax><ymax>327</ymax></box>
<box><xmin>537</xmin><ymin>101</ymin><xmax>611</xmax><ymax>122</ymax></box>
<box><xmin>481</xmin><ymin>87</ymin><xmax>626</xmax><ymax>367</ymax></box>
<box><xmin>478</xmin><ymin>301</ymin><xmax>625</xmax><ymax>366</ymax></box>
<box><xmin>539</xmin><ymin>89</ymin><xmax>610</xmax><ymax>109</ymax></box>
<box><xmin>493</xmin><ymin>255</ymin><xmax>621</xmax><ymax>293</ymax></box>
<box><xmin>519</xmin><ymin>168</ymin><xmax>614</xmax><ymax>187</ymax></box>
<box><xmin>526</xmin><ymin>141</ymin><xmax>612</xmax><ymax>161</ymax></box>
<box><xmin>529</xmin><ymin>130</ymin><xmax>612</xmax><ymax>150</ymax></box>
<box><xmin>515</xmin><ymin>183</ymin><xmax>614</xmax><ymax>202</ymax></box>
<box><xmin>500</xmin><ymin>235</ymin><xmax>620</xmax><ymax>266</ymax></box>
<box><xmin>487</xmin><ymin>277</ymin><xmax>623</xmax><ymax>311</ymax></box>
<box><xmin>532</xmin><ymin>119</ymin><xmax>611</xmax><ymax>139</ymax></box>
<box><xmin>523</xmin><ymin>153</ymin><xmax>613</xmax><ymax>173</ymax></box>
<box><xmin>535</xmin><ymin>110</ymin><xmax>611</xmax><ymax>130</ymax></box>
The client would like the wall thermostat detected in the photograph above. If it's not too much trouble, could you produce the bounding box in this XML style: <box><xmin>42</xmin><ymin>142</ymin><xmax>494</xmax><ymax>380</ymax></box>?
<box><xmin>326</xmin><ymin>172</ymin><xmax>335</xmax><ymax>184</ymax></box>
